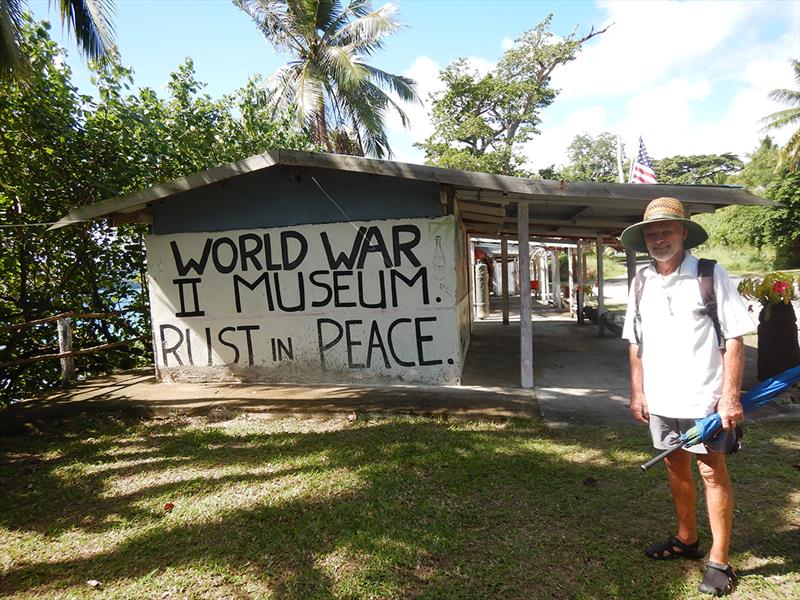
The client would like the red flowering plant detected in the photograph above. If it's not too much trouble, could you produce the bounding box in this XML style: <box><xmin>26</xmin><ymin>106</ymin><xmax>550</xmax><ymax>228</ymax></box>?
<box><xmin>738</xmin><ymin>272</ymin><xmax>799</xmax><ymax>320</ymax></box>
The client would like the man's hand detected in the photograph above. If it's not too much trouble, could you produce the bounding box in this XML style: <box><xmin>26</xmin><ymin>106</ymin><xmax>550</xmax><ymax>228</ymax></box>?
<box><xmin>717</xmin><ymin>393</ymin><xmax>743</xmax><ymax>430</ymax></box>
<box><xmin>628</xmin><ymin>344</ymin><xmax>649</xmax><ymax>424</ymax></box>
<box><xmin>718</xmin><ymin>336</ymin><xmax>746</xmax><ymax>430</ymax></box>
<box><xmin>630</xmin><ymin>392</ymin><xmax>650</xmax><ymax>424</ymax></box>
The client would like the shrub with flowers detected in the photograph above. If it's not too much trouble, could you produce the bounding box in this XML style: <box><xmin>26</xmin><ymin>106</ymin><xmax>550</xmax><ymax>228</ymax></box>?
<box><xmin>737</xmin><ymin>272</ymin><xmax>799</xmax><ymax>306</ymax></box>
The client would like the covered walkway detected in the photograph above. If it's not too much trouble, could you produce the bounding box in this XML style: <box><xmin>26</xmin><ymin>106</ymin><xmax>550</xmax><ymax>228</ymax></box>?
<box><xmin>463</xmin><ymin>296</ymin><xmax>633</xmax><ymax>424</ymax></box>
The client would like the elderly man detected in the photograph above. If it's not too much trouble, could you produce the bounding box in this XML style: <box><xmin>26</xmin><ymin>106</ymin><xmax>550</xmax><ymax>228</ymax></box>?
<box><xmin>620</xmin><ymin>197</ymin><xmax>754</xmax><ymax>596</ymax></box>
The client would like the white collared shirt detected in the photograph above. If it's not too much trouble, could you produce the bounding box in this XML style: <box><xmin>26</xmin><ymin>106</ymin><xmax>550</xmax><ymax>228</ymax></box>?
<box><xmin>622</xmin><ymin>253</ymin><xmax>755</xmax><ymax>418</ymax></box>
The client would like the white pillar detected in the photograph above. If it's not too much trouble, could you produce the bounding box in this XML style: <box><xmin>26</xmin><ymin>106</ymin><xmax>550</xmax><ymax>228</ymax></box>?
<box><xmin>596</xmin><ymin>236</ymin><xmax>606</xmax><ymax>336</ymax></box>
<box><xmin>576</xmin><ymin>241</ymin><xmax>585</xmax><ymax>324</ymax></box>
<box><xmin>501</xmin><ymin>236</ymin><xmax>509</xmax><ymax>325</ymax></box>
<box><xmin>567</xmin><ymin>247</ymin><xmax>575</xmax><ymax>317</ymax></box>
<box><xmin>518</xmin><ymin>203</ymin><xmax>533</xmax><ymax>388</ymax></box>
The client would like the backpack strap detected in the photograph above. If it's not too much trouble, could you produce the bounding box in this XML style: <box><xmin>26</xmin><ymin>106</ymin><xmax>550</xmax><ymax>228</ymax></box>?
<box><xmin>633</xmin><ymin>266</ymin><xmax>648</xmax><ymax>358</ymax></box>
<box><xmin>697</xmin><ymin>258</ymin><xmax>725</xmax><ymax>352</ymax></box>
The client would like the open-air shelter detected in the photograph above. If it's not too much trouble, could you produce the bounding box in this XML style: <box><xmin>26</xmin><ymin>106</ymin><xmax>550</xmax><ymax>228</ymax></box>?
<box><xmin>53</xmin><ymin>150</ymin><xmax>769</xmax><ymax>389</ymax></box>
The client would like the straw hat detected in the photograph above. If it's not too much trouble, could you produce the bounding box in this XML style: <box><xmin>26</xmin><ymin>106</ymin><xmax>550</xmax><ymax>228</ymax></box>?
<box><xmin>620</xmin><ymin>197</ymin><xmax>708</xmax><ymax>253</ymax></box>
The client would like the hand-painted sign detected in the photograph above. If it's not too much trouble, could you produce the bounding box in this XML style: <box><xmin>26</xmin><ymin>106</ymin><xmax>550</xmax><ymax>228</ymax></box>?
<box><xmin>146</xmin><ymin>216</ymin><xmax>461</xmax><ymax>384</ymax></box>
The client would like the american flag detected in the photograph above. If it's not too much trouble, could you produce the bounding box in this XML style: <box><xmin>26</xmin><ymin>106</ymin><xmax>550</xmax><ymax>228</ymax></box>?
<box><xmin>630</xmin><ymin>137</ymin><xmax>657</xmax><ymax>184</ymax></box>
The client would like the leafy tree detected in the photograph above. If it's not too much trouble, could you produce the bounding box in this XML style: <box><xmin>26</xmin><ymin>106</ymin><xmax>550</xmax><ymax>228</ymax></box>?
<box><xmin>0</xmin><ymin>0</ymin><xmax>115</xmax><ymax>79</ymax></box>
<box><xmin>761</xmin><ymin>59</ymin><xmax>800</xmax><ymax>171</ymax></box>
<box><xmin>417</xmin><ymin>15</ymin><xmax>607</xmax><ymax>176</ymax></box>
<box><xmin>233</xmin><ymin>0</ymin><xmax>418</xmax><ymax>158</ymax></box>
<box><xmin>731</xmin><ymin>136</ymin><xmax>780</xmax><ymax>193</ymax></box>
<box><xmin>560</xmin><ymin>132</ymin><xmax>622</xmax><ymax>182</ymax></box>
<box><xmin>0</xmin><ymin>18</ymin><xmax>312</xmax><ymax>404</ymax></box>
<box><xmin>764</xmin><ymin>168</ymin><xmax>800</xmax><ymax>267</ymax></box>
<box><xmin>653</xmin><ymin>153</ymin><xmax>743</xmax><ymax>185</ymax></box>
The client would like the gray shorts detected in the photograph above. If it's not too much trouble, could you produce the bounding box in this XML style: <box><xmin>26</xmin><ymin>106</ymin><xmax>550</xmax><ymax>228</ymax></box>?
<box><xmin>649</xmin><ymin>414</ymin><xmax>738</xmax><ymax>455</ymax></box>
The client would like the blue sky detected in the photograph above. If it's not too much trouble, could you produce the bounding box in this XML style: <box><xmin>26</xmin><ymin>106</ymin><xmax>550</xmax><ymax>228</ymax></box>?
<box><xmin>31</xmin><ymin>0</ymin><xmax>800</xmax><ymax>172</ymax></box>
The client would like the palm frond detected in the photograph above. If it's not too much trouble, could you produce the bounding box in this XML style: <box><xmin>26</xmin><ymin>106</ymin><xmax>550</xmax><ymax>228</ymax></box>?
<box><xmin>332</xmin><ymin>3</ymin><xmax>400</xmax><ymax>54</ymax></box>
<box><xmin>362</xmin><ymin>78</ymin><xmax>409</xmax><ymax>128</ymax></box>
<box><xmin>761</xmin><ymin>107</ymin><xmax>800</xmax><ymax>130</ymax></box>
<box><xmin>266</xmin><ymin>64</ymin><xmax>303</xmax><ymax>111</ymax></box>
<box><xmin>768</xmin><ymin>88</ymin><xmax>800</xmax><ymax>106</ymax></box>
<box><xmin>234</xmin><ymin>0</ymin><xmax>306</xmax><ymax>54</ymax></box>
<box><xmin>322</xmin><ymin>44</ymin><xmax>367</xmax><ymax>87</ymax></box>
<box><xmin>320</xmin><ymin>0</ymin><xmax>369</xmax><ymax>42</ymax></box>
<box><xmin>294</xmin><ymin>0</ymin><xmax>338</xmax><ymax>32</ymax></box>
<box><xmin>776</xmin><ymin>127</ymin><xmax>800</xmax><ymax>171</ymax></box>
<box><xmin>363</xmin><ymin>63</ymin><xmax>418</xmax><ymax>103</ymax></box>
<box><xmin>338</xmin><ymin>86</ymin><xmax>385</xmax><ymax>156</ymax></box>
<box><xmin>293</xmin><ymin>60</ymin><xmax>326</xmax><ymax>122</ymax></box>
<box><xmin>0</xmin><ymin>0</ymin><xmax>28</xmax><ymax>79</ymax></box>
<box><xmin>57</xmin><ymin>0</ymin><xmax>116</xmax><ymax>60</ymax></box>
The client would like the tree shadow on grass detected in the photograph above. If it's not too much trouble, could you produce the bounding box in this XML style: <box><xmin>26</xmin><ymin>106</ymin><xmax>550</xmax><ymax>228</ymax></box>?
<box><xmin>0</xmin><ymin>415</ymin><xmax>797</xmax><ymax>599</ymax></box>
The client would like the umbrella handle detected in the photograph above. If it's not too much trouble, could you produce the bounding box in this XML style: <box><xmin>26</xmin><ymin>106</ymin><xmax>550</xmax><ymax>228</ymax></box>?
<box><xmin>641</xmin><ymin>444</ymin><xmax>683</xmax><ymax>471</ymax></box>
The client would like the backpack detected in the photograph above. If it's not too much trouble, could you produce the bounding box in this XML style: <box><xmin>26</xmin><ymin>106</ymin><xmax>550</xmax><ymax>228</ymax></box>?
<box><xmin>632</xmin><ymin>257</ymin><xmax>724</xmax><ymax>358</ymax></box>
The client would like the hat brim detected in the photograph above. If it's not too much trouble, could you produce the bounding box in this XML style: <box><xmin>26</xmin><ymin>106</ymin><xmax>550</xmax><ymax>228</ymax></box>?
<box><xmin>620</xmin><ymin>218</ymin><xmax>708</xmax><ymax>254</ymax></box>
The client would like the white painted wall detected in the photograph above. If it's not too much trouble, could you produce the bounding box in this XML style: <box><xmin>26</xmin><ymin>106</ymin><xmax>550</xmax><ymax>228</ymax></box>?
<box><xmin>146</xmin><ymin>216</ymin><xmax>462</xmax><ymax>384</ymax></box>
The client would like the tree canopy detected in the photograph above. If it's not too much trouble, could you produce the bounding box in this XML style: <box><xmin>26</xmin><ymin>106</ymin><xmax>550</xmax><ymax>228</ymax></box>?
<box><xmin>653</xmin><ymin>153</ymin><xmax>744</xmax><ymax>185</ymax></box>
<box><xmin>233</xmin><ymin>0</ymin><xmax>418</xmax><ymax>158</ymax></box>
<box><xmin>0</xmin><ymin>18</ymin><xmax>312</xmax><ymax>404</ymax></box>
<box><xmin>417</xmin><ymin>15</ymin><xmax>607</xmax><ymax>176</ymax></box>
<box><xmin>559</xmin><ymin>132</ymin><xmax>622</xmax><ymax>182</ymax></box>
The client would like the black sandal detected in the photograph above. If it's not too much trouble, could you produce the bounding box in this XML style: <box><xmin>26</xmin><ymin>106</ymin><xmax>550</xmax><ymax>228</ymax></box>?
<box><xmin>644</xmin><ymin>535</ymin><xmax>703</xmax><ymax>560</ymax></box>
<box><xmin>699</xmin><ymin>561</ymin><xmax>737</xmax><ymax>596</ymax></box>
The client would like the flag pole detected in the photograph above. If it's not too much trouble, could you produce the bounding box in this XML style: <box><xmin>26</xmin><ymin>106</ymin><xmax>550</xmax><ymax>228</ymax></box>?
<box><xmin>627</xmin><ymin>136</ymin><xmax>639</xmax><ymax>183</ymax></box>
<box><xmin>616</xmin><ymin>135</ymin><xmax>625</xmax><ymax>183</ymax></box>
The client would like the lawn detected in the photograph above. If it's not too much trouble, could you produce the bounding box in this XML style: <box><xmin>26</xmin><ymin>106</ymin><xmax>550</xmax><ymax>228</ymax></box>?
<box><xmin>1</xmin><ymin>413</ymin><xmax>797</xmax><ymax>599</ymax></box>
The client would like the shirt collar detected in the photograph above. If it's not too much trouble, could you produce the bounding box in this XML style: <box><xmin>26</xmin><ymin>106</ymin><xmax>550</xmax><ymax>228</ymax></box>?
<box><xmin>645</xmin><ymin>251</ymin><xmax>697</xmax><ymax>279</ymax></box>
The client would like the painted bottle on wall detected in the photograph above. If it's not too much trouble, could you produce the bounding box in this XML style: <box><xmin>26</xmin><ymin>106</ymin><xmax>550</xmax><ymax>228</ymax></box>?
<box><xmin>433</xmin><ymin>235</ymin><xmax>446</xmax><ymax>281</ymax></box>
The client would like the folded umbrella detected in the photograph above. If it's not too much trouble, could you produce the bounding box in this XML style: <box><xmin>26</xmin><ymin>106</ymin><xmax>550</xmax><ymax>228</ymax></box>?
<box><xmin>641</xmin><ymin>365</ymin><xmax>800</xmax><ymax>471</ymax></box>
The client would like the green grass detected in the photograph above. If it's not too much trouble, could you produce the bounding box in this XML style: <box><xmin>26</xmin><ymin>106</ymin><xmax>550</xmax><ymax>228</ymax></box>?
<box><xmin>693</xmin><ymin>245</ymin><xmax>777</xmax><ymax>276</ymax></box>
<box><xmin>587</xmin><ymin>245</ymin><xmax>780</xmax><ymax>282</ymax></box>
<box><xmin>1</xmin><ymin>414</ymin><xmax>798</xmax><ymax>599</ymax></box>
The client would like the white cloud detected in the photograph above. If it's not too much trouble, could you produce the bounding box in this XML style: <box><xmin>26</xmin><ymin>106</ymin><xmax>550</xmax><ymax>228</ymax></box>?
<box><xmin>501</xmin><ymin>36</ymin><xmax>515</xmax><ymax>51</ymax></box>
<box><xmin>524</xmin><ymin>106</ymin><xmax>610</xmax><ymax>171</ymax></box>
<box><xmin>553</xmin><ymin>0</ymin><xmax>761</xmax><ymax>101</ymax></box>
<box><xmin>526</xmin><ymin>1</ymin><xmax>799</xmax><ymax>171</ymax></box>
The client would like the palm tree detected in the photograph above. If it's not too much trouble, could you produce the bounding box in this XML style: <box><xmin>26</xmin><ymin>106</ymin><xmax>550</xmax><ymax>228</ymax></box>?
<box><xmin>234</xmin><ymin>0</ymin><xmax>419</xmax><ymax>158</ymax></box>
<box><xmin>762</xmin><ymin>58</ymin><xmax>800</xmax><ymax>171</ymax></box>
<box><xmin>0</xmin><ymin>0</ymin><xmax>115</xmax><ymax>79</ymax></box>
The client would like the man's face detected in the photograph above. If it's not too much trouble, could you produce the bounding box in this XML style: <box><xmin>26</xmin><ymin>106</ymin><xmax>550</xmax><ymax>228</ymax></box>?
<box><xmin>643</xmin><ymin>221</ymin><xmax>687</xmax><ymax>262</ymax></box>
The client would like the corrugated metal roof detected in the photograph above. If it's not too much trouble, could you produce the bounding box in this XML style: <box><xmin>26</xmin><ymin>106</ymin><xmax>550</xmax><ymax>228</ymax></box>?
<box><xmin>50</xmin><ymin>149</ymin><xmax>770</xmax><ymax>241</ymax></box>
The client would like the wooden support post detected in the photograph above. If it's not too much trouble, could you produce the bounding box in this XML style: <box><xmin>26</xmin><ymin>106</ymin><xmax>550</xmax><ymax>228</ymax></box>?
<box><xmin>596</xmin><ymin>236</ymin><xmax>606</xmax><ymax>336</ymax></box>
<box><xmin>576</xmin><ymin>240</ymin><xmax>585</xmax><ymax>324</ymax></box>
<box><xmin>518</xmin><ymin>203</ymin><xmax>533</xmax><ymax>389</ymax></box>
<box><xmin>57</xmin><ymin>316</ymin><xmax>75</xmax><ymax>386</ymax></box>
<box><xmin>501</xmin><ymin>235</ymin><xmax>509</xmax><ymax>325</ymax></box>
<box><xmin>567</xmin><ymin>246</ymin><xmax>575</xmax><ymax>317</ymax></box>
<box><xmin>626</xmin><ymin>247</ymin><xmax>638</xmax><ymax>291</ymax></box>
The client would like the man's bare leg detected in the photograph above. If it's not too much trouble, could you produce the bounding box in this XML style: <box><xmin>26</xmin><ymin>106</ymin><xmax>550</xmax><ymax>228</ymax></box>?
<box><xmin>664</xmin><ymin>449</ymin><xmax>698</xmax><ymax>548</ymax></box>
<box><xmin>696</xmin><ymin>452</ymin><xmax>733</xmax><ymax>565</ymax></box>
